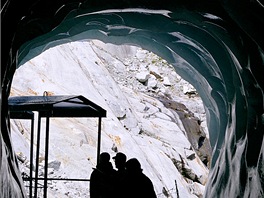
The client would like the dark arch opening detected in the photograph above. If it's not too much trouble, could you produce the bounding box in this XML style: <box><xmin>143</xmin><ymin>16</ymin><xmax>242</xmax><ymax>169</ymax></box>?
<box><xmin>15</xmin><ymin>5</ymin><xmax>258</xmax><ymax>167</ymax></box>
<box><xmin>1</xmin><ymin>1</ymin><xmax>264</xmax><ymax>197</ymax></box>
<box><xmin>12</xmin><ymin>40</ymin><xmax>212</xmax><ymax>197</ymax></box>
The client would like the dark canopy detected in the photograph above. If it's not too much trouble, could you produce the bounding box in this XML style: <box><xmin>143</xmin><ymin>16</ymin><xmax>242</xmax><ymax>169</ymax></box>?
<box><xmin>8</xmin><ymin>95</ymin><xmax>106</xmax><ymax>118</ymax></box>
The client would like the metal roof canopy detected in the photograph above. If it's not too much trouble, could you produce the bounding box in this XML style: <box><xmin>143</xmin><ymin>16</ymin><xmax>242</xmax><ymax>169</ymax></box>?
<box><xmin>8</xmin><ymin>95</ymin><xmax>107</xmax><ymax>117</ymax></box>
<box><xmin>9</xmin><ymin>95</ymin><xmax>106</xmax><ymax>198</ymax></box>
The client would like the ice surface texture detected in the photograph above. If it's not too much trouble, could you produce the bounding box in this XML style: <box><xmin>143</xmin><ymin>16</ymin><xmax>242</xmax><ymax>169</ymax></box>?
<box><xmin>1</xmin><ymin>1</ymin><xmax>263</xmax><ymax>197</ymax></box>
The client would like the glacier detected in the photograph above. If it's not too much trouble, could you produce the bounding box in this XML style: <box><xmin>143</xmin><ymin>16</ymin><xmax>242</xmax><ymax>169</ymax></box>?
<box><xmin>11</xmin><ymin>41</ymin><xmax>211</xmax><ymax>197</ymax></box>
<box><xmin>1</xmin><ymin>0</ymin><xmax>264</xmax><ymax>198</ymax></box>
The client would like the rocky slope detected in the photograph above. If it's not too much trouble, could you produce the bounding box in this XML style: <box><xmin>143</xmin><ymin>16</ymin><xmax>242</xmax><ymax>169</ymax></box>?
<box><xmin>10</xmin><ymin>40</ymin><xmax>211</xmax><ymax>197</ymax></box>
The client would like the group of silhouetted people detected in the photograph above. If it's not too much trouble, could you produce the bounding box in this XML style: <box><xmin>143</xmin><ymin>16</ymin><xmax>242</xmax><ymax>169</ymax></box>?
<box><xmin>90</xmin><ymin>152</ymin><xmax>157</xmax><ymax>198</ymax></box>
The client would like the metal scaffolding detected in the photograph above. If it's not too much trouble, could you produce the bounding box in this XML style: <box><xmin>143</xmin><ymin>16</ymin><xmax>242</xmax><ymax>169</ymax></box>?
<box><xmin>9</xmin><ymin>95</ymin><xmax>107</xmax><ymax>198</ymax></box>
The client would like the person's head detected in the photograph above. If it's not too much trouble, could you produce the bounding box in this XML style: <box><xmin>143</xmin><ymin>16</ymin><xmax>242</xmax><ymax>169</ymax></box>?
<box><xmin>125</xmin><ymin>158</ymin><xmax>142</xmax><ymax>173</ymax></box>
<box><xmin>113</xmin><ymin>152</ymin><xmax>127</xmax><ymax>169</ymax></box>
<box><xmin>99</xmin><ymin>152</ymin><xmax>110</xmax><ymax>164</ymax></box>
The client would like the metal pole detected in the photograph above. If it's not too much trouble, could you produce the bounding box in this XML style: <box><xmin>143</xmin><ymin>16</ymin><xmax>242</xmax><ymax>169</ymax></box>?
<box><xmin>34</xmin><ymin>113</ymin><xmax>41</xmax><ymax>198</ymax></box>
<box><xmin>97</xmin><ymin>117</ymin><xmax>102</xmax><ymax>165</ymax></box>
<box><xmin>43</xmin><ymin>116</ymin><xmax>50</xmax><ymax>198</ymax></box>
<box><xmin>29</xmin><ymin>115</ymin><xmax>34</xmax><ymax>198</ymax></box>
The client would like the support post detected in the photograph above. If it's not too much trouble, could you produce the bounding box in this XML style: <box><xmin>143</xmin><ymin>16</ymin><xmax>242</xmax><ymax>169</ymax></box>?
<box><xmin>43</xmin><ymin>116</ymin><xmax>50</xmax><ymax>198</ymax></box>
<box><xmin>34</xmin><ymin>113</ymin><xmax>42</xmax><ymax>198</ymax></box>
<box><xmin>97</xmin><ymin>117</ymin><xmax>102</xmax><ymax>165</ymax></box>
<box><xmin>29</xmin><ymin>116</ymin><xmax>34</xmax><ymax>198</ymax></box>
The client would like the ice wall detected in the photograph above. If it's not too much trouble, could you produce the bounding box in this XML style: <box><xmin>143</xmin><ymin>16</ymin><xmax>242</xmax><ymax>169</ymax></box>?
<box><xmin>1</xmin><ymin>1</ymin><xmax>264</xmax><ymax>197</ymax></box>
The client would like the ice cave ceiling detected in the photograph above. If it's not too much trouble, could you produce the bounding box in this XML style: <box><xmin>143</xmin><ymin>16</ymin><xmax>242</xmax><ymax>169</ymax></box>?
<box><xmin>1</xmin><ymin>0</ymin><xmax>264</xmax><ymax>197</ymax></box>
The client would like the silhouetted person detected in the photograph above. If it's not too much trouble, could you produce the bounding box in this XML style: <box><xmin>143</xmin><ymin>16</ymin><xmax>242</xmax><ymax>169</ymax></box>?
<box><xmin>113</xmin><ymin>152</ymin><xmax>127</xmax><ymax>180</ymax></box>
<box><xmin>90</xmin><ymin>152</ymin><xmax>116</xmax><ymax>198</ymax></box>
<box><xmin>121</xmin><ymin>158</ymin><xmax>157</xmax><ymax>198</ymax></box>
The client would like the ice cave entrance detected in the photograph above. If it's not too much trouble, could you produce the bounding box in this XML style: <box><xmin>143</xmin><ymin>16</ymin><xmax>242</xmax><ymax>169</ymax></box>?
<box><xmin>10</xmin><ymin>40</ymin><xmax>211</xmax><ymax>197</ymax></box>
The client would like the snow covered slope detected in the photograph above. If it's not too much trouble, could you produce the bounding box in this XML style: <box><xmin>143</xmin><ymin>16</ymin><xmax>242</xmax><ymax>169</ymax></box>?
<box><xmin>10</xmin><ymin>40</ymin><xmax>210</xmax><ymax>197</ymax></box>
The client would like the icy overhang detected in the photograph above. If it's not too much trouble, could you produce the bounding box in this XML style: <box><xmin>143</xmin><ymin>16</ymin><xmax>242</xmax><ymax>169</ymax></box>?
<box><xmin>2</xmin><ymin>1</ymin><xmax>264</xmax><ymax>197</ymax></box>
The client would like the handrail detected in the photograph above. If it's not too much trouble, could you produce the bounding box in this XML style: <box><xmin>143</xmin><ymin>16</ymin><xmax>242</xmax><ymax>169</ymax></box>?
<box><xmin>22</xmin><ymin>177</ymin><xmax>90</xmax><ymax>182</ymax></box>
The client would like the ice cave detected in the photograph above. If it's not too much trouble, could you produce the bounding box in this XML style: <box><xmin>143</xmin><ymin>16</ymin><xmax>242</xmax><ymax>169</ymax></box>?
<box><xmin>1</xmin><ymin>0</ymin><xmax>264</xmax><ymax>197</ymax></box>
